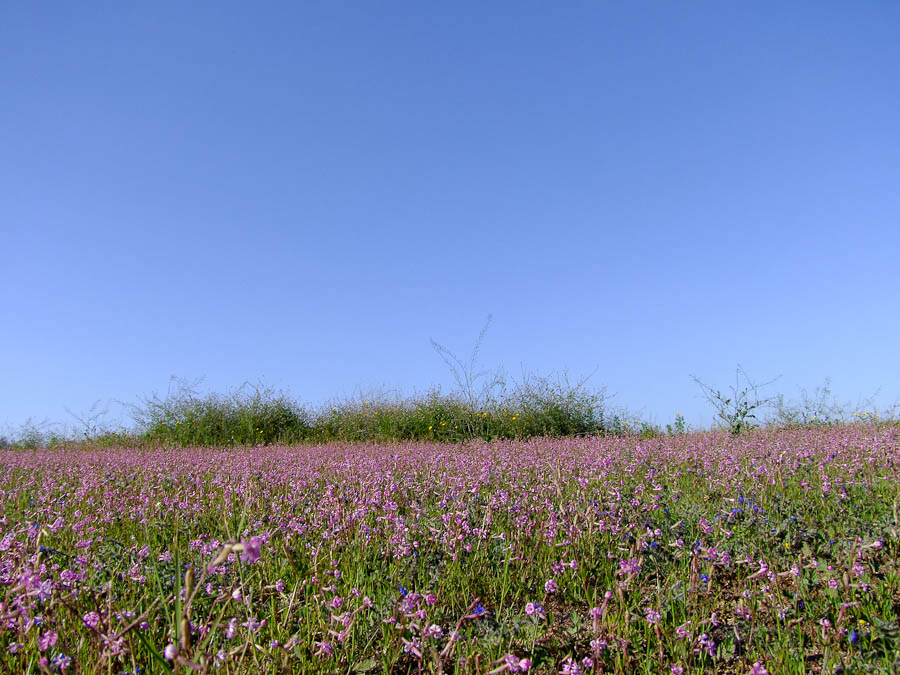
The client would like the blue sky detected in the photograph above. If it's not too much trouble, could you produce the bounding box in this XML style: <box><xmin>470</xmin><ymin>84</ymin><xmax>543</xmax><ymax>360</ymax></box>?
<box><xmin>2</xmin><ymin>2</ymin><xmax>899</xmax><ymax>434</ymax></box>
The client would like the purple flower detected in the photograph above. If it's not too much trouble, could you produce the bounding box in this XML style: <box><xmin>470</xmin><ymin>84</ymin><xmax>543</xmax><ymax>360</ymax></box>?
<box><xmin>239</xmin><ymin>537</ymin><xmax>262</xmax><ymax>564</ymax></box>
<box><xmin>83</xmin><ymin>611</ymin><xmax>101</xmax><ymax>629</ymax></box>
<box><xmin>164</xmin><ymin>644</ymin><xmax>178</xmax><ymax>660</ymax></box>
<box><xmin>225</xmin><ymin>618</ymin><xmax>238</xmax><ymax>639</ymax></box>
<box><xmin>697</xmin><ymin>633</ymin><xmax>716</xmax><ymax>657</ymax></box>
<box><xmin>243</xmin><ymin>617</ymin><xmax>265</xmax><ymax>633</ymax></box>
<box><xmin>53</xmin><ymin>654</ymin><xmax>72</xmax><ymax>671</ymax></box>
<box><xmin>505</xmin><ymin>654</ymin><xmax>531</xmax><ymax>672</ymax></box>
<box><xmin>38</xmin><ymin>631</ymin><xmax>57</xmax><ymax>652</ymax></box>
<box><xmin>544</xmin><ymin>579</ymin><xmax>558</xmax><ymax>594</ymax></box>
<box><xmin>590</xmin><ymin>638</ymin><xmax>607</xmax><ymax>652</ymax></box>
<box><xmin>618</xmin><ymin>558</ymin><xmax>642</xmax><ymax>576</ymax></box>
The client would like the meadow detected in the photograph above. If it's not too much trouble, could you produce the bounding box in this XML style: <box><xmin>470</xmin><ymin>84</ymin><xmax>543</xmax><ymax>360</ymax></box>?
<box><xmin>2</xmin><ymin>423</ymin><xmax>899</xmax><ymax>673</ymax></box>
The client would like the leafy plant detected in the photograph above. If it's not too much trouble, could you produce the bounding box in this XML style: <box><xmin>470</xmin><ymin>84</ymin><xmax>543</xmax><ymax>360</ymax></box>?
<box><xmin>666</xmin><ymin>414</ymin><xmax>687</xmax><ymax>435</ymax></box>
<box><xmin>691</xmin><ymin>366</ymin><xmax>778</xmax><ymax>434</ymax></box>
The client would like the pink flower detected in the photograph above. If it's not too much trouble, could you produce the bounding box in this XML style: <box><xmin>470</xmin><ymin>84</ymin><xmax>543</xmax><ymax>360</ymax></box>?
<box><xmin>164</xmin><ymin>643</ymin><xmax>178</xmax><ymax>660</ymax></box>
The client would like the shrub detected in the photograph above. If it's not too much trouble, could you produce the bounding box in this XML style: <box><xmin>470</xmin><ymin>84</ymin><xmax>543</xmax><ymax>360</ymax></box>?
<box><xmin>131</xmin><ymin>379</ymin><xmax>312</xmax><ymax>447</ymax></box>
<box><xmin>691</xmin><ymin>366</ymin><xmax>778</xmax><ymax>435</ymax></box>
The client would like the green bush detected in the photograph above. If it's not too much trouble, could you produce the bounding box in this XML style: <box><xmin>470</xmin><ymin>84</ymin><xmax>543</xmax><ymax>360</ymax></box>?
<box><xmin>119</xmin><ymin>374</ymin><xmax>613</xmax><ymax>448</ymax></box>
<box><xmin>133</xmin><ymin>381</ymin><xmax>312</xmax><ymax>447</ymax></box>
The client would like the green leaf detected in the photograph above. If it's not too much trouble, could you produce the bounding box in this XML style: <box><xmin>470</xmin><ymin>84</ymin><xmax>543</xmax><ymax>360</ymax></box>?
<box><xmin>353</xmin><ymin>658</ymin><xmax>379</xmax><ymax>672</ymax></box>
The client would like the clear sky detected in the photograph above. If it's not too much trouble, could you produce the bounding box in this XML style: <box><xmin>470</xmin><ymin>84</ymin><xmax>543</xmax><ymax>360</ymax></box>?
<box><xmin>2</xmin><ymin>2</ymin><xmax>899</xmax><ymax>435</ymax></box>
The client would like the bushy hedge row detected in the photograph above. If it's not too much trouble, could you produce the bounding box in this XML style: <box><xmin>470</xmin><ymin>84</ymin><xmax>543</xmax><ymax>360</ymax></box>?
<box><xmin>127</xmin><ymin>378</ymin><xmax>608</xmax><ymax>447</ymax></box>
<box><xmin>5</xmin><ymin>372</ymin><xmax>895</xmax><ymax>449</ymax></box>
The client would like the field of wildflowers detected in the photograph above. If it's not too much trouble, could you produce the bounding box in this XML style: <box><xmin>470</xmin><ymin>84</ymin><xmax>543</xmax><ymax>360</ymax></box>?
<box><xmin>2</xmin><ymin>424</ymin><xmax>899</xmax><ymax>673</ymax></box>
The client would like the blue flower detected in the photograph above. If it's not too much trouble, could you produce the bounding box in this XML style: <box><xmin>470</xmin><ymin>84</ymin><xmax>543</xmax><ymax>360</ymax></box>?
<box><xmin>399</xmin><ymin>586</ymin><xmax>408</xmax><ymax>597</ymax></box>
<box><xmin>474</xmin><ymin>604</ymin><xmax>485</xmax><ymax>616</ymax></box>
<box><xmin>699</xmin><ymin>574</ymin><xmax>709</xmax><ymax>583</ymax></box>
<box><xmin>849</xmin><ymin>630</ymin><xmax>859</xmax><ymax>644</ymax></box>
